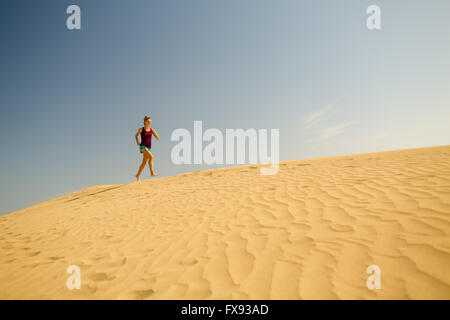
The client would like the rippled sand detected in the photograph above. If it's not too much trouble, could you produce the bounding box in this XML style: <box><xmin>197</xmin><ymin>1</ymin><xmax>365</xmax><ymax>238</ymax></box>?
<box><xmin>1</xmin><ymin>145</ymin><xmax>449</xmax><ymax>299</ymax></box>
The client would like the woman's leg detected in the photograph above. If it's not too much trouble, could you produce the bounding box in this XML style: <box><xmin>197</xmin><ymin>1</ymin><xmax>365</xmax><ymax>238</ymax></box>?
<box><xmin>143</xmin><ymin>149</ymin><xmax>158</xmax><ymax>176</ymax></box>
<box><xmin>136</xmin><ymin>151</ymin><xmax>149</xmax><ymax>181</ymax></box>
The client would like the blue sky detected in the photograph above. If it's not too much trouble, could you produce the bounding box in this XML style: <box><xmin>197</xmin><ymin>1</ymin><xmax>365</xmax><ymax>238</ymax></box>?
<box><xmin>1</xmin><ymin>0</ymin><xmax>449</xmax><ymax>214</ymax></box>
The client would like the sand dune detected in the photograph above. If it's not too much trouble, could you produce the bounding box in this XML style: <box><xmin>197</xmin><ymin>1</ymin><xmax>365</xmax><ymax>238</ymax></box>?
<box><xmin>1</xmin><ymin>145</ymin><xmax>449</xmax><ymax>299</ymax></box>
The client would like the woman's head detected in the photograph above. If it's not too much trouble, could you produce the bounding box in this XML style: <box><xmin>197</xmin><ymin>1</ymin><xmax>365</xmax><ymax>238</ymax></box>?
<box><xmin>143</xmin><ymin>116</ymin><xmax>152</xmax><ymax>126</ymax></box>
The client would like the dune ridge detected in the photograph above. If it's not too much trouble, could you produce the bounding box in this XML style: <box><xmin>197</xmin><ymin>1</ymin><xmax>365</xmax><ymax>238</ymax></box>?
<box><xmin>1</xmin><ymin>145</ymin><xmax>449</xmax><ymax>299</ymax></box>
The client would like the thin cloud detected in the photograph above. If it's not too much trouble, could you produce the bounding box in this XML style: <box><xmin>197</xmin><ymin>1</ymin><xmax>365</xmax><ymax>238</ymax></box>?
<box><xmin>319</xmin><ymin>121</ymin><xmax>357</xmax><ymax>140</ymax></box>
<box><xmin>374</xmin><ymin>132</ymin><xmax>389</xmax><ymax>140</ymax></box>
<box><xmin>302</xmin><ymin>104</ymin><xmax>333</xmax><ymax>129</ymax></box>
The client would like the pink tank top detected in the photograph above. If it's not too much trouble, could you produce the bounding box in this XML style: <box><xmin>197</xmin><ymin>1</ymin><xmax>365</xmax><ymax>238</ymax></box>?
<box><xmin>140</xmin><ymin>127</ymin><xmax>153</xmax><ymax>148</ymax></box>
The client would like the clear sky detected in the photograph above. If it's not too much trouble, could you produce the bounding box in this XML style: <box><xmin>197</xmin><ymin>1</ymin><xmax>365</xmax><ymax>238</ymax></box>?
<box><xmin>1</xmin><ymin>0</ymin><xmax>449</xmax><ymax>215</ymax></box>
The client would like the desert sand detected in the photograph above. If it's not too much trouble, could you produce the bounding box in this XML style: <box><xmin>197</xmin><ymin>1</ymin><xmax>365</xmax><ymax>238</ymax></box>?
<box><xmin>1</xmin><ymin>145</ymin><xmax>449</xmax><ymax>299</ymax></box>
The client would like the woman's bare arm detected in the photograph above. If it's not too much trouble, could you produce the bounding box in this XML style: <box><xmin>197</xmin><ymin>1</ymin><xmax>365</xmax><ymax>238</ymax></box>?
<box><xmin>152</xmin><ymin>129</ymin><xmax>160</xmax><ymax>140</ymax></box>
<box><xmin>135</xmin><ymin>128</ymin><xmax>142</xmax><ymax>145</ymax></box>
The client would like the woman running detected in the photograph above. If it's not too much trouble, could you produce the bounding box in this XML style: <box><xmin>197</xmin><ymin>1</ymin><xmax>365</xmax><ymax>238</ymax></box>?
<box><xmin>135</xmin><ymin>116</ymin><xmax>159</xmax><ymax>181</ymax></box>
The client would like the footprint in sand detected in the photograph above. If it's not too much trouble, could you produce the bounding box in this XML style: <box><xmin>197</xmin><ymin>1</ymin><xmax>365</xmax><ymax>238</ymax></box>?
<box><xmin>105</xmin><ymin>257</ymin><xmax>127</xmax><ymax>268</ymax></box>
<box><xmin>26</xmin><ymin>251</ymin><xmax>41</xmax><ymax>257</ymax></box>
<box><xmin>180</xmin><ymin>258</ymin><xmax>198</xmax><ymax>266</ymax></box>
<box><xmin>48</xmin><ymin>256</ymin><xmax>64</xmax><ymax>261</ymax></box>
<box><xmin>88</xmin><ymin>272</ymin><xmax>116</xmax><ymax>282</ymax></box>
<box><xmin>118</xmin><ymin>289</ymin><xmax>154</xmax><ymax>300</ymax></box>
